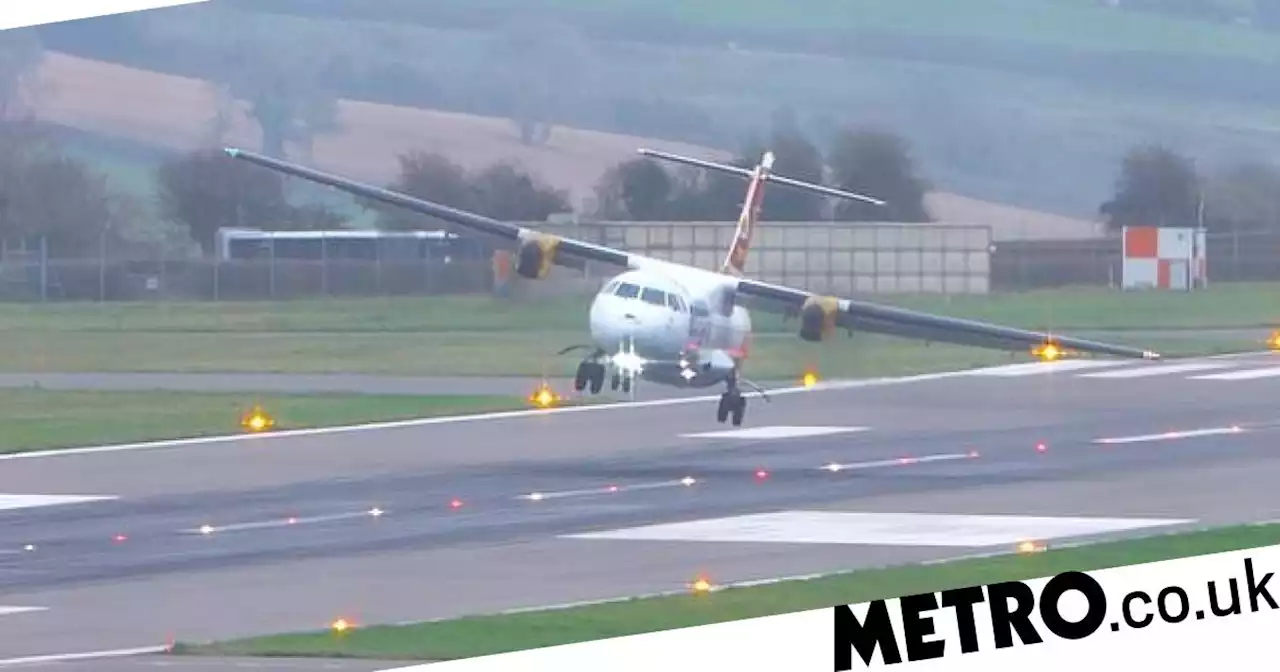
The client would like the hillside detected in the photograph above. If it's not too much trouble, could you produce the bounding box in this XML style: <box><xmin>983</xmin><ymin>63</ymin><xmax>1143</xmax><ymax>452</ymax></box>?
<box><xmin>27</xmin><ymin>51</ymin><xmax>1102</xmax><ymax>240</ymax></box>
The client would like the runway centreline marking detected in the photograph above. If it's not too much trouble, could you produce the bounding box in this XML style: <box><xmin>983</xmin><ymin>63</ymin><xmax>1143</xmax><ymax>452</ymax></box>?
<box><xmin>821</xmin><ymin>452</ymin><xmax>973</xmax><ymax>472</ymax></box>
<box><xmin>1093</xmin><ymin>426</ymin><xmax>1246</xmax><ymax>445</ymax></box>
<box><xmin>0</xmin><ymin>363</ymin><xmax>1017</xmax><ymax>462</ymax></box>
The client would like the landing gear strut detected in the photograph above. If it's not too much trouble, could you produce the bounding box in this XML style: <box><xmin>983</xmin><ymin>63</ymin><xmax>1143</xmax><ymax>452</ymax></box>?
<box><xmin>716</xmin><ymin>376</ymin><xmax>747</xmax><ymax>426</ymax></box>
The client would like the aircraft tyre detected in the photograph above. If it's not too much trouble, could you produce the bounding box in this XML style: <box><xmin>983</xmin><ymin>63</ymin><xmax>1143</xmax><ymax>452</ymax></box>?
<box><xmin>574</xmin><ymin>361</ymin><xmax>606</xmax><ymax>394</ymax></box>
<box><xmin>717</xmin><ymin>391</ymin><xmax>745</xmax><ymax>425</ymax></box>
<box><xmin>588</xmin><ymin>365</ymin><xmax>604</xmax><ymax>394</ymax></box>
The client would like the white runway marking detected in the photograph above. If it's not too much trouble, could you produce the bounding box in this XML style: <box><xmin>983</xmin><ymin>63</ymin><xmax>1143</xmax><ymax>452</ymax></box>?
<box><xmin>680</xmin><ymin>426</ymin><xmax>869</xmax><ymax>440</ymax></box>
<box><xmin>1093</xmin><ymin>426</ymin><xmax>1246</xmax><ymax>445</ymax></box>
<box><xmin>0</xmin><ymin>494</ymin><xmax>116</xmax><ymax>511</ymax></box>
<box><xmin>960</xmin><ymin>360</ymin><xmax>1128</xmax><ymax>377</ymax></box>
<box><xmin>1188</xmin><ymin>366</ymin><xmax>1280</xmax><ymax>381</ymax></box>
<box><xmin>518</xmin><ymin>479</ymin><xmax>696</xmax><ymax>502</ymax></box>
<box><xmin>1077</xmin><ymin>361</ymin><xmax>1235</xmax><ymax>378</ymax></box>
<box><xmin>563</xmin><ymin>511</ymin><xmax>1193</xmax><ymax>547</ymax></box>
<box><xmin>0</xmin><ymin>646</ymin><xmax>168</xmax><ymax>667</ymax></box>
<box><xmin>820</xmin><ymin>452</ymin><xmax>974</xmax><ymax>472</ymax></box>
<box><xmin>0</xmin><ymin>606</ymin><xmax>45</xmax><ymax>617</ymax></box>
<box><xmin>0</xmin><ymin>364</ymin><xmax>1006</xmax><ymax>462</ymax></box>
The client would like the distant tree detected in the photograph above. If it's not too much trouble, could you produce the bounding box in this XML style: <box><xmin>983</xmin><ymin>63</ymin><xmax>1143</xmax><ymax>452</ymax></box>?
<box><xmin>592</xmin><ymin>157</ymin><xmax>675</xmax><ymax>220</ymax></box>
<box><xmin>209</xmin><ymin>14</ymin><xmax>342</xmax><ymax>160</ymax></box>
<box><xmin>1204</xmin><ymin>161</ymin><xmax>1280</xmax><ymax>231</ymax></box>
<box><xmin>0</xmin><ymin>29</ymin><xmax>43</xmax><ymax>119</ymax></box>
<box><xmin>826</xmin><ymin>127</ymin><xmax>931</xmax><ymax>222</ymax></box>
<box><xmin>0</xmin><ymin>123</ymin><xmax>126</xmax><ymax>256</ymax></box>
<box><xmin>155</xmin><ymin>148</ymin><xmax>294</xmax><ymax>254</ymax></box>
<box><xmin>369</xmin><ymin>151</ymin><xmax>479</xmax><ymax>230</ymax></box>
<box><xmin>469</xmin><ymin>162</ymin><xmax>572</xmax><ymax>221</ymax></box>
<box><xmin>1098</xmin><ymin>144</ymin><xmax>1200</xmax><ymax>231</ymax></box>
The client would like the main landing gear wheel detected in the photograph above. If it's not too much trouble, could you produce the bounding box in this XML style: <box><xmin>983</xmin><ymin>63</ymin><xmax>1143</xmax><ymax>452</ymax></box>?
<box><xmin>573</xmin><ymin>361</ymin><xmax>605</xmax><ymax>394</ymax></box>
<box><xmin>716</xmin><ymin>390</ymin><xmax>746</xmax><ymax>426</ymax></box>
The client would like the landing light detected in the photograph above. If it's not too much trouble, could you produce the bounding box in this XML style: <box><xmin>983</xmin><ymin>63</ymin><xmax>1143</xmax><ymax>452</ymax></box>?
<box><xmin>1032</xmin><ymin>342</ymin><xmax>1061</xmax><ymax>362</ymax></box>
<box><xmin>528</xmin><ymin>383</ymin><xmax>560</xmax><ymax>408</ymax></box>
<box><xmin>240</xmin><ymin>405</ymin><xmax>275</xmax><ymax>432</ymax></box>
<box><xmin>1016</xmin><ymin>540</ymin><xmax>1047</xmax><ymax>554</ymax></box>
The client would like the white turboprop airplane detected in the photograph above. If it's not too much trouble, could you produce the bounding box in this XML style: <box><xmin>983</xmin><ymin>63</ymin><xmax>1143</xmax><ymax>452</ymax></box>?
<box><xmin>224</xmin><ymin>146</ymin><xmax>1160</xmax><ymax>427</ymax></box>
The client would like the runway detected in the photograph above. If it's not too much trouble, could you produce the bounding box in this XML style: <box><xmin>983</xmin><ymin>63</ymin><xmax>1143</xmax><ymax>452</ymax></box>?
<box><xmin>2</xmin><ymin>350</ymin><xmax>1279</xmax><ymax>669</ymax></box>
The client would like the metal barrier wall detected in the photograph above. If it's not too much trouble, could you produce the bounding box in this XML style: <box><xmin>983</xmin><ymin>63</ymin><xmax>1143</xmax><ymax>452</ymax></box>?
<box><xmin>563</xmin><ymin>220</ymin><xmax>994</xmax><ymax>295</ymax></box>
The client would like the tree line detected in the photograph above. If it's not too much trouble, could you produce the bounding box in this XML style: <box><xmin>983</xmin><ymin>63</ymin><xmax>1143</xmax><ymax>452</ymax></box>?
<box><xmin>3</xmin><ymin>114</ymin><xmax>1279</xmax><ymax>261</ymax></box>
<box><xmin>1099</xmin><ymin>143</ymin><xmax>1280</xmax><ymax>233</ymax></box>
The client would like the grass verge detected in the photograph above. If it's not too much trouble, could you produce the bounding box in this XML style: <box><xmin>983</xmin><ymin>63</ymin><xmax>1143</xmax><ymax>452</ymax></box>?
<box><xmin>1</xmin><ymin>284</ymin><xmax>1276</xmax><ymax>332</ymax></box>
<box><xmin>0</xmin><ymin>389</ymin><xmax>542</xmax><ymax>454</ymax></box>
<box><xmin>0</xmin><ymin>331</ymin><xmax>1254</xmax><ymax>379</ymax></box>
<box><xmin>174</xmin><ymin>522</ymin><xmax>1280</xmax><ymax>661</ymax></box>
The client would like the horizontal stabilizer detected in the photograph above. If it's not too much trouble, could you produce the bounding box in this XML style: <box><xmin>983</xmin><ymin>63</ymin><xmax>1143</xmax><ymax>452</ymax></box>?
<box><xmin>637</xmin><ymin>148</ymin><xmax>886</xmax><ymax>207</ymax></box>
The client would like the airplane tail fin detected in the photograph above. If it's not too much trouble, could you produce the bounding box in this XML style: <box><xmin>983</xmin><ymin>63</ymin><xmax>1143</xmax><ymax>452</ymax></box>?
<box><xmin>637</xmin><ymin>149</ymin><xmax>885</xmax><ymax>276</ymax></box>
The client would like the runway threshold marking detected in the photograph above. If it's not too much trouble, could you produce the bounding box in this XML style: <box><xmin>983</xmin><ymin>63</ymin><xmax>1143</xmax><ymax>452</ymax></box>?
<box><xmin>1093</xmin><ymin>426</ymin><xmax>1246</xmax><ymax>445</ymax></box>
<box><xmin>562</xmin><ymin>511</ymin><xmax>1194</xmax><ymax>547</ymax></box>
<box><xmin>680</xmin><ymin>425</ymin><xmax>869</xmax><ymax>440</ymax></box>
<box><xmin>0</xmin><ymin>365</ymin><xmax>998</xmax><ymax>462</ymax></box>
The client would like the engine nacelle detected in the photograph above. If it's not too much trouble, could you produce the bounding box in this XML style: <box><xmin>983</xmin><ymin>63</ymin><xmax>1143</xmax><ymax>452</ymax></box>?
<box><xmin>514</xmin><ymin>231</ymin><xmax>562</xmax><ymax>280</ymax></box>
<box><xmin>798</xmin><ymin>295</ymin><xmax>840</xmax><ymax>342</ymax></box>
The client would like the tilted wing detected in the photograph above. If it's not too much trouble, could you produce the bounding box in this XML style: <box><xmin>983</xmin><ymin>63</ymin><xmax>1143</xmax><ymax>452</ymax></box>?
<box><xmin>224</xmin><ymin>148</ymin><xmax>634</xmax><ymax>278</ymax></box>
<box><xmin>736</xmin><ymin>278</ymin><xmax>1160</xmax><ymax>360</ymax></box>
<box><xmin>225</xmin><ymin>148</ymin><xmax>1160</xmax><ymax>361</ymax></box>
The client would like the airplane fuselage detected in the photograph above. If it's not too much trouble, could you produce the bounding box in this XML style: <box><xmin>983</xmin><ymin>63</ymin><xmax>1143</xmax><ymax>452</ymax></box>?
<box><xmin>587</xmin><ymin>262</ymin><xmax>751</xmax><ymax>389</ymax></box>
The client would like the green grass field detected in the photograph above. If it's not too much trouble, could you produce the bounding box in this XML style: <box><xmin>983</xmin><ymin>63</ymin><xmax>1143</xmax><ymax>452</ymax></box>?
<box><xmin>445</xmin><ymin>0</ymin><xmax>1280</xmax><ymax>60</ymax></box>
<box><xmin>176</xmin><ymin>522</ymin><xmax>1280</xmax><ymax>661</ymax></box>
<box><xmin>0</xmin><ymin>389</ymin><xmax>536</xmax><ymax>454</ymax></box>
<box><xmin>0</xmin><ymin>285</ymin><xmax>1271</xmax><ymax>378</ymax></box>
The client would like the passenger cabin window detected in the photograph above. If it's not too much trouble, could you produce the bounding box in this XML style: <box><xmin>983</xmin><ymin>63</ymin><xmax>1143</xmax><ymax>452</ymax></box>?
<box><xmin>614</xmin><ymin>282</ymin><xmax>640</xmax><ymax>299</ymax></box>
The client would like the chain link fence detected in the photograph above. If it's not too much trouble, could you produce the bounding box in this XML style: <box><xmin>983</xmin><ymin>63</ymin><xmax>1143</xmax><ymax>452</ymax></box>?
<box><xmin>0</xmin><ymin>227</ymin><xmax>1274</xmax><ymax>302</ymax></box>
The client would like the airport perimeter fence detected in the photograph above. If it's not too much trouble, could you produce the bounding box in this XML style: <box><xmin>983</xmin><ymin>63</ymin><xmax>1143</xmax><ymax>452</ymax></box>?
<box><xmin>0</xmin><ymin>227</ymin><xmax>1274</xmax><ymax>303</ymax></box>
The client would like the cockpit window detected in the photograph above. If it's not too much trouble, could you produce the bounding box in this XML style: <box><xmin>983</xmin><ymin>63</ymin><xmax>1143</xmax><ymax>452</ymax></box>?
<box><xmin>640</xmin><ymin>287</ymin><xmax>666</xmax><ymax>306</ymax></box>
<box><xmin>601</xmin><ymin>280</ymin><xmax>619</xmax><ymax>295</ymax></box>
<box><xmin>614</xmin><ymin>282</ymin><xmax>640</xmax><ymax>298</ymax></box>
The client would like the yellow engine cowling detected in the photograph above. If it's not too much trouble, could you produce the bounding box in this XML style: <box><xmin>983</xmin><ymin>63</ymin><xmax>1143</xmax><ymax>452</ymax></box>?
<box><xmin>798</xmin><ymin>295</ymin><xmax>840</xmax><ymax>342</ymax></box>
<box><xmin>514</xmin><ymin>232</ymin><xmax>562</xmax><ymax>280</ymax></box>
